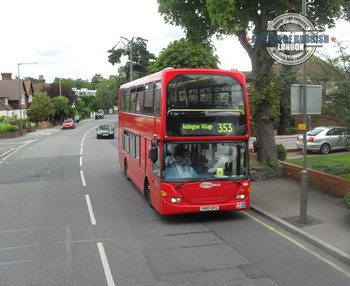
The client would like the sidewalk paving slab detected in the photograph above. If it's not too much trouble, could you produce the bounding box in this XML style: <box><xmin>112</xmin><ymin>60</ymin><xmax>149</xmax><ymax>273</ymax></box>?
<box><xmin>251</xmin><ymin>178</ymin><xmax>350</xmax><ymax>264</ymax></box>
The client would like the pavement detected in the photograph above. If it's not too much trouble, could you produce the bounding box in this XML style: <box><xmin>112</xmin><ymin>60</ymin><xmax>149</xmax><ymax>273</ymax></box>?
<box><xmin>0</xmin><ymin>126</ymin><xmax>61</xmax><ymax>160</ymax></box>
<box><xmin>1</xmin><ymin>128</ymin><xmax>349</xmax><ymax>265</ymax></box>
<box><xmin>251</xmin><ymin>179</ymin><xmax>350</xmax><ymax>265</ymax></box>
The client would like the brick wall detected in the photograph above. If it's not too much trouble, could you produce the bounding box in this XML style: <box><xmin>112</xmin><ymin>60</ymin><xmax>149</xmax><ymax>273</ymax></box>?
<box><xmin>37</xmin><ymin>121</ymin><xmax>53</xmax><ymax>129</ymax></box>
<box><xmin>294</xmin><ymin>114</ymin><xmax>343</xmax><ymax>128</ymax></box>
<box><xmin>280</xmin><ymin>161</ymin><xmax>350</xmax><ymax>197</ymax></box>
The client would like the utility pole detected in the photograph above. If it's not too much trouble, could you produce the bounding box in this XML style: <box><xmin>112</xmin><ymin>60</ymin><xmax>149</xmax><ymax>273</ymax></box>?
<box><xmin>18</xmin><ymin>62</ymin><xmax>38</xmax><ymax>136</ymax></box>
<box><xmin>120</xmin><ymin>36</ymin><xmax>134</xmax><ymax>81</ymax></box>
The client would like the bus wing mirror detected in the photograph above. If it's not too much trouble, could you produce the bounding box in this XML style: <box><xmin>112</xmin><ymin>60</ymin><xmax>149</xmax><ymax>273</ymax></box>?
<box><xmin>150</xmin><ymin>145</ymin><xmax>158</xmax><ymax>162</ymax></box>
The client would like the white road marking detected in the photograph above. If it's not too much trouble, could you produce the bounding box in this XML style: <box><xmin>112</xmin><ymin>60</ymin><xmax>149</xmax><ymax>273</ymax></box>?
<box><xmin>97</xmin><ymin>242</ymin><xmax>115</xmax><ymax>286</ymax></box>
<box><xmin>18</xmin><ymin>139</ymin><xmax>37</xmax><ymax>149</ymax></box>
<box><xmin>80</xmin><ymin>170</ymin><xmax>86</xmax><ymax>186</ymax></box>
<box><xmin>85</xmin><ymin>194</ymin><xmax>96</xmax><ymax>225</ymax></box>
<box><xmin>80</xmin><ymin>156</ymin><xmax>82</xmax><ymax>167</ymax></box>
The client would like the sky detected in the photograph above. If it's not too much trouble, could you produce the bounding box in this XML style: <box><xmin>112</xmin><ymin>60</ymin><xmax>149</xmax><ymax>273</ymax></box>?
<box><xmin>1</xmin><ymin>0</ymin><xmax>349</xmax><ymax>83</ymax></box>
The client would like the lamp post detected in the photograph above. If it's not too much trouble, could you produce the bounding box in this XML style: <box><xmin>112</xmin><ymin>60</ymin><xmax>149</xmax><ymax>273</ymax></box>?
<box><xmin>120</xmin><ymin>36</ymin><xmax>134</xmax><ymax>81</ymax></box>
<box><xmin>300</xmin><ymin>0</ymin><xmax>308</xmax><ymax>224</ymax></box>
<box><xmin>18</xmin><ymin>62</ymin><xmax>38</xmax><ymax>135</ymax></box>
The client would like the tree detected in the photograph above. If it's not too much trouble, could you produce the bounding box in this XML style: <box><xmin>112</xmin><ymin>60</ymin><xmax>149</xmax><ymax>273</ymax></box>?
<box><xmin>95</xmin><ymin>81</ymin><xmax>114</xmax><ymax>112</ymax></box>
<box><xmin>158</xmin><ymin>0</ymin><xmax>346</xmax><ymax>163</ymax></box>
<box><xmin>108</xmin><ymin>37</ymin><xmax>156</xmax><ymax>80</ymax></box>
<box><xmin>90</xmin><ymin>74</ymin><xmax>105</xmax><ymax>90</ymax></box>
<box><xmin>44</xmin><ymin>79</ymin><xmax>75</xmax><ymax>106</ymax></box>
<box><xmin>322</xmin><ymin>42</ymin><xmax>350</xmax><ymax>127</ymax></box>
<box><xmin>148</xmin><ymin>38</ymin><xmax>219</xmax><ymax>73</ymax></box>
<box><xmin>26</xmin><ymin>92</ymin><xmax>55</xmax><ymax>122</ymax></box>
<box><xmin>74</xmin><ymin>78</ymin><xmax>90</xmax><ymax>89</ymax></box>
<box><xmin>75</xmin><ymin>96</ymin><xmax>97</xmax><ymax>119</ymax></box>
<box><xmin>52</xmin><ymin>95</ymin><xmax>69</xmax><ymax>122</ymax></box>
<box><xmin>278</xmin><ymin>65</ymin><xmax>297</xmax><ymax>133</ymax></box>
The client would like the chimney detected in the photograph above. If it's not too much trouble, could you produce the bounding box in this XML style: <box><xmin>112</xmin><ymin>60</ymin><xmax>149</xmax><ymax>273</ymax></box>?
<box><xmin>1</xmin><ymin>73</ymin><xmax>12</xmax><ymax>80</ymax></box>
<box><xmin>38</xmin><ymin>75</ymin><xmax>45</xmax><ymax>83</ymax></box>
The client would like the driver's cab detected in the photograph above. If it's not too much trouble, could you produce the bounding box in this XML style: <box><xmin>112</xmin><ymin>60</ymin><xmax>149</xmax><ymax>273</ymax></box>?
<box><xmin>163</xmin><ymin>143</ymin><xmax>195</xmax><ymax>180</ymax></box>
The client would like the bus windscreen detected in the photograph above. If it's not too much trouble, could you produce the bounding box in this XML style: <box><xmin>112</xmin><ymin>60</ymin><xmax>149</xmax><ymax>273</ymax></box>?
<box><xmin>166</xmin><ymin>74</ymin><xmax>247</xmax><ymax>136</ymax></box>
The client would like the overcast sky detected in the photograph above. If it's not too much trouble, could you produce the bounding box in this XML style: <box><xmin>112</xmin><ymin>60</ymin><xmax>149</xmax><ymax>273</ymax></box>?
<box><xmin>2</xmin><ymin>0</ymin><xmax>349</xmax><ymax>83</ymax></box>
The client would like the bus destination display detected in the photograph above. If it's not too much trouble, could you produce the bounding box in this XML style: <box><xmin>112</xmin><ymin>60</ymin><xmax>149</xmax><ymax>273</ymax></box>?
<box><xmin>181</xmin><ymin>122</ymin><xmax>234</xmax><ymax>135</ymax></box>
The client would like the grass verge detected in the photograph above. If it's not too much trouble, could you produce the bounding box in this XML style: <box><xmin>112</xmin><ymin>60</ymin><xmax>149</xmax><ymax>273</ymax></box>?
<box><xmin>286</xmin><ymin>152</ymin><xmax>350</xmax><ymax>179</ymax></box>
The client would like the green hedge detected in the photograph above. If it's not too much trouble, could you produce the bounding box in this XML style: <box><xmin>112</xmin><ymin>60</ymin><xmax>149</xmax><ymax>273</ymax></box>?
<box><xmin>344</xmin><ymin>192</ymin><xmax>350</xmax><ymax>209</ymax></box>
<box><xmin>285</xmin><ymin>127</ymin><xmax>298</xmax><ymax>135</ymax></box>
<box><xmin>0</xmin><ymin>123</ymin><xmax>20</xmax><ymax>132</ymax></box>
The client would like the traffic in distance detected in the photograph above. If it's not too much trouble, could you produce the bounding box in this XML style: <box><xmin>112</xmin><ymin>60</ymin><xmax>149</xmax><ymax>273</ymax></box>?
<box><xmin>118</xmin><ymin>68</ymin><xmax>251</xmax><ymax>215</ymax></box>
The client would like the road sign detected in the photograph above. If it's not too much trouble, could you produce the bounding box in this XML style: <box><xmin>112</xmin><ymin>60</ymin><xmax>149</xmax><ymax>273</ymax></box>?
<box><xmin>291</xmin><ymin>84</ymin><xmax>322</xmax><ymax>115</ymax></box>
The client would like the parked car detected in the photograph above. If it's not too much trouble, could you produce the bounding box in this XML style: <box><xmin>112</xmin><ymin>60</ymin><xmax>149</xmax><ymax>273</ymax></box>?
<box><xmin>296</xmin><ymin>126</ymin><xmax>350</xmax><ymax>154</ymax></box>
<box><xmin>62</xmin><ymin>118</ymin><xmax>75</xmax><ymax>129</ymax></box>
<box><xmin>96</xmin><ymin>124</ymin><xmax>114</xmax><ymax>139</ymax></box>
<box><xmin>95</xmin><ymin>112</ymin><xmax>104</xmax><ymax>119</ymax></box>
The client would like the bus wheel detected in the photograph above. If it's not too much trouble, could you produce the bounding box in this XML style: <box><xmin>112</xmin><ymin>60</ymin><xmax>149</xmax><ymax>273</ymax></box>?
<box><xmin>144</xmin><ymin>180</ymin><xmax>153</xmax><ymax>208</ymax></box>
<box><xmin>124</xmin><ymin>159</ymin><xmax>130</xmax><ymax>180</ymax></box>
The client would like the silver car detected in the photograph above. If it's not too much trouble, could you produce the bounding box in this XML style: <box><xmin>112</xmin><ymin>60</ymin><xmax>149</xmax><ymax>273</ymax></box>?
<box><xmin>296</xmin><ymin>126</ymin><xmax>350</xmax><ymax>154</ymax></box>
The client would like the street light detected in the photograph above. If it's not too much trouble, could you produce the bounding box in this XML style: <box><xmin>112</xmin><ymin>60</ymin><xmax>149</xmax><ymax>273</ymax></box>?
<box><xmin>18</xmin><ymin>62</ymin><xmax>38</xmax><ymax>135</ymax></box>
<box><xmin>299</xmin><ymin>0</ymin><xmax>309</xmax><ymax>224</ymax></box>
<box><xmin>120</xmin><ymin>36</ymin><xmax>134</xmax><ymax>81</ymax></box>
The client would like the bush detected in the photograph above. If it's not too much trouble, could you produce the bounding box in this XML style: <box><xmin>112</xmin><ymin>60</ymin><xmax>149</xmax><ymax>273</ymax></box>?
<box><xmin>344</xmin><ymin>192</ymin><xmax>350</xmax><ymax>209</ymax></box>
<box><xmin>311</xmin><ymin>164</ymin><xmax>350</xmax><ymax>176</ymax></box>
<box><xmin>0</xmin><ymin>123</ymin><xmax>20</xmax><ymax>132</ymax></box>
<box><xmin>285</xmin><ymin>127</ymin><xmax>298</xmax><ymax>135</ymax></box>
<box><xmin>276</xmin><ymin>144</ymin><xmax>287</xmax><ymax>161</ymax></box>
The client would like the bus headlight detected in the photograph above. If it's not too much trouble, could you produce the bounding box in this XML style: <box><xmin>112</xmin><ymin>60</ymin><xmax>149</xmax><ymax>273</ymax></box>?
<box><xmin>236</xmin><ymin>194</ymin><xmax>245</xmax><ymax>200</ymax></box>
<box><xmin>171</xmin><ymin>198</ymin><xmax>182</xmax><ymax>203</ymax></box>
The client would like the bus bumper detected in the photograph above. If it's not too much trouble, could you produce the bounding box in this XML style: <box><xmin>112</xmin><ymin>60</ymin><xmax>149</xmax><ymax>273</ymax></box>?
<box><xmin>157</xmin><ymin>198</ymin><xmax>250</xmax><ymax>215</ymax></box>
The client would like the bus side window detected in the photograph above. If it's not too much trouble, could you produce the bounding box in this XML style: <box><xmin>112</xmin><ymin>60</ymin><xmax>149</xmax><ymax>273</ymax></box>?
<box><xmin>136</xmin><ymin>86</ymin><xmax>144</xmax><ymax>113</ymax></box>
<box><xmin>144</xmin><ymin>83</ymin><xmax>153</xmax><ymax>115</ymax></box>
<box><xmin>154</xmin><ymin>81</ymin><xmax>161</xmax><ymax>117</ymax></box>
<box><xmin>130</xmin><ymin>88</ymin><xmax>137</xmax><ymax>113</ymax></box>
<box><xmin>123</xmin><ymin>89</ymin><xmax>131</xmax><ymax>112</ymax></box>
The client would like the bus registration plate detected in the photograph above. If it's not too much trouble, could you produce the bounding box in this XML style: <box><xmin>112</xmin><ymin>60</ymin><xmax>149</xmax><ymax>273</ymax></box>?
<box><xmin>200</xmin><ymin>206</ymin><xmax>219</xmax><ymax>211</ymax></box>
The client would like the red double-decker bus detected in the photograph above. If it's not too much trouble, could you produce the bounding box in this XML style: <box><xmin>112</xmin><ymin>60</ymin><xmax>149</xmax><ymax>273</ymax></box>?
<box><xmin>118</xmin><ymin>68</ymin><xmax>251</xmax><ymax>215</ymax></box>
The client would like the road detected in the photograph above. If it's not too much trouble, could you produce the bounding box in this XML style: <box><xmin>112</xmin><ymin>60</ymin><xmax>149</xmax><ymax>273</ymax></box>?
<box><xmin>0</xmin><ymin>115</ymin><xmax>349</xmax><ymax>286</ymax></box>
<box><xmin>250</xmin><ymin>135</ymin><xmax>299</xmax><ymax>151</ymax></box>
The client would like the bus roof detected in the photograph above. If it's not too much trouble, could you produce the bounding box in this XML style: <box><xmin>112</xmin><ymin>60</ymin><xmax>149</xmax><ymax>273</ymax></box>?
<box><xmin>119</xmin><ymin>68</ymin><xmax>173</xmax><ymax>89</ymax></box>
<box><xmin>119</xmin><ymin>68</ymin><xmax>246</xmax><ymax>89</ymax></box>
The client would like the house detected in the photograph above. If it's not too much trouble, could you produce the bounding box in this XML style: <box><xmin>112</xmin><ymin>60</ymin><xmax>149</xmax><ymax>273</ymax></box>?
<box><xmin>0</xmin><ymin>72</ymin><xmax>35</xmax><ymax>118</ymax></box>
<box><xmin>32</xmin><ymin>75</ymin><xmax>50</xmax><ymax>93</ymax></box>
<box><xmin>72</xmin><ymin>87</ymin><xmax>96</xmax><ymax>97</ymax></box>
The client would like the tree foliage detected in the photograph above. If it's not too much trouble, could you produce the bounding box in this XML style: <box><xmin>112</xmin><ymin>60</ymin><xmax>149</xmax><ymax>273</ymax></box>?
<box><xmin>148</xmin><ymin>38</ymin><xmax>219</xmax><ymax>73</ymax></box>
<box><xmin>95</xmin><ymin>79</ymin><xmax>115</xmax><ymax>112</ymax></box>
<box><xmin>26</xmin><ymin>92</ymin><xmax>55</xmax><ymax>122</ymax></box>
<box><xmin>249</xmin><ymin>71</ymin><xmax>282</xmax><ymax>162</ymax></box>
<box><xmin>52</xmin><ymin>95</ymin><xmax>70</xmax><ymax>122</ymax></box>
<box><xmin>278</xmin><ymin>65</ymin><xmax>297</xmax><ymax>129</ymax></box>
<box><xmin>322</xmin><ymin>42</ymin><xmax>350</xmax><ymax>127</ymax></box>
<box><xmin>44</xmin><ymin>79</ymin><xmax>74</xmax><ymax>105</ymax></box>
<box><xmin>158</xmin><ymin>0</ymin><xmax>347</xmax><ymax>163</ymax></box>
<box><xmin>90</xmin><ymin>74</ymin><xmax>105</xmax><ymax>90</ymax></box>
<box><xmin>108</xmin><ymin>37</ymin><xmax>156</xmax><ymax>80</ymax></box>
